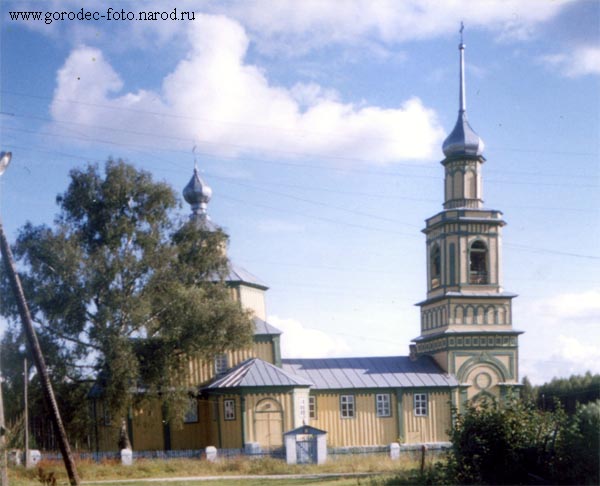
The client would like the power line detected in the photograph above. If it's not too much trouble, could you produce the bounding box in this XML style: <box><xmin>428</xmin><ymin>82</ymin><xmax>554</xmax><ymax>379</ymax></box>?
<box><xmin>3</xmin><ymin>90</ymin><xmax>598</xmax><ymax>159</ymax></box>
<box><xmin>219</xmin><ymin>193</ymin><xmax>420</xmax><ymax>237</ymax></box>
<box><xmin>5</xmin><ymin>153</ymin><xmax>599</xmax><ymax>259</ymax></box>
<box><xmin>6</xmin><ymin>143</ymin><xmax>598</xmax><ymax>215</ymax></box>
<box><xmin>505</xmin><ymin>243</ymin><xmax>600</xmax><ymax>260</ymax></box>
<box><xmin>2</xmin><ymin>109</ymin><xmax>598</xmax><ymax>180</ymax></box>
<box><xmin>3</xmin><ymin>124</ymin><xmax>598</xmax><ymax>189</ymax></box>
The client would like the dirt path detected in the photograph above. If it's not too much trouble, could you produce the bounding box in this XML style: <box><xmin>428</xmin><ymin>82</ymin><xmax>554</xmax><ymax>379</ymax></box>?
<box><xmin>81</xmin><ymin>472</ymin><xmax>379</xmax><ymax>484</ymax></box>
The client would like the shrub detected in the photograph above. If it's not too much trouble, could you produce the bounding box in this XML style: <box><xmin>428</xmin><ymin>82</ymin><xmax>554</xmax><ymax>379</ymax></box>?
<box><xmin>445</xmin><ymin>398</ymin><xmax>563</xmax><ymax>485</ymax></box>
<box><xmin>554</xmin><ymin>400</ymin><xmax>600</xmax><ymax>484</ymax></box>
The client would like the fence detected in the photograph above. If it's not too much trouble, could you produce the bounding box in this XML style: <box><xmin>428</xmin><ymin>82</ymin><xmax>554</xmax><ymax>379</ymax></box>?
<box><xmin>39</xmin><ymin>442</ymin><xmax>451</xmax><ymax>463</ymax></box>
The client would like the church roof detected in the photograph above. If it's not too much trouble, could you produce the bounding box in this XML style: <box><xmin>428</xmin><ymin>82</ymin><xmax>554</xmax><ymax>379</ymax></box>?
<box><xmin>253</xmin><ymin>316</ymin><xmax>282</xmax><ymax>335</ymax></box>
<box><xmin>281</xmin><ymin>355</ymin><xmax>458</xmax><ymax>390</ymax></box>
<box><xmin>205</xmin><ymin>358</ymin><xmax>312</xmax><ymax>389</ymax></box>
<box><xmin>227</xmin><ymin>263</ymin><xmax>268</xmax><ymax>289</ymax></box>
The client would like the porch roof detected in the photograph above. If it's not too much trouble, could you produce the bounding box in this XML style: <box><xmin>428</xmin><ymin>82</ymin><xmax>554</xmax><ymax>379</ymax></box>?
<box><xmin>253</xmin><ymin>317</ymin><xmax>282</xmax><ymax>336</ymax></box>
<box><xmin>205</xmin><ymin>358</ymin><xmax>312</xmax><ymax>390</ymax></box>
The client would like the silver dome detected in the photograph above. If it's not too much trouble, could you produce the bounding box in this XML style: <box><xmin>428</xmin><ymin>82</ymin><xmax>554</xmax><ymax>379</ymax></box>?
<box><xmin>183</xmin><ymin>167</ymin><xmax>212</xmax><ymax>217</ymax></box>
<box><xmin>442</xmin><ymin>111</ymin><xmax>485</xmax><ymax>157</ymax></box>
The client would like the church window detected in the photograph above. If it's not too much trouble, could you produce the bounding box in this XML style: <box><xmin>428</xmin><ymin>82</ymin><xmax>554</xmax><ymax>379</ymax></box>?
<box><xmin>449</xmin><ymin>243</ymin><xmax>456</xmax><ymax>284</ymax></box>
<box><xmin>430</xmin><ymin>244</ymin><xmax>441</xmax><ymax>288</ymax></box>
<box><xmin>376</xmin><ymin>394</ymin><xmax>391</xmax><ymax>417</ymax></box>
<box><xmin>414</xmin><ymin>393</ymin><xmax>428</xmax><ymax>416</ymax></box>
<box><xmin>469</xmin><ymin>240</ymin><xmax>488</xmax><ymax>284</ymax></box>
<box><xmin>309</xmin><ymin>396</ymin><xmax>317</xmax><ymax>419</ymax></box>
<box><xmin>224</xmin><ymin>399</ymin><xmax>236</xmax><ymax>420</ymax></box>
<box><xmin>340</xmin><ymin>395</ymin><xmax>355</xmax><ymax>418</ymax></box>
<box><xmin>214</xmin><ymin>354</ymin><xmax>228</xmax><ymax>375</ymax></box>
<box><xmin>100</xmin><ymin>401</ymin><xmax>111</xmax><ymax>426</ymax></box>
<box><xmin>184</xmin><ymin>398</ymin><xmax>198</xmax><ymax>423</ymax></box>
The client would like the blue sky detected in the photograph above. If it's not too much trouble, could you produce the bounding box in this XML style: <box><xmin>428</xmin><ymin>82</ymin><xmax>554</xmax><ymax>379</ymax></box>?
<box><xmin>0</xmin><ymin>0</ymin><xmax>598</xmax><ymax>384</ymax></box>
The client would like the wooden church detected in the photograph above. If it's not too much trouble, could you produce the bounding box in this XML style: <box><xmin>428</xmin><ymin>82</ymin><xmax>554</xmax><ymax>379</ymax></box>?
<box><xmin>91</xmin><ymin>39</ymin><xmax>521</xmax><ymax>452</ymax></box>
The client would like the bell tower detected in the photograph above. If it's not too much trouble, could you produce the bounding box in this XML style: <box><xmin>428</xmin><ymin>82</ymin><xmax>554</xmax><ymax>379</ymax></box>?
<box><xmin>413</xmin><ymin>31</ymin><xmax>522</xmax><ymax>403</ymax></box>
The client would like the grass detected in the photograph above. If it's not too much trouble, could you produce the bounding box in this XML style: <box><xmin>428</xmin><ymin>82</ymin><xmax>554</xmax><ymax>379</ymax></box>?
<box><xmin>6</xmin><ymin>453</ymin><xmax>428</xmax><ymax>486</ymax></box>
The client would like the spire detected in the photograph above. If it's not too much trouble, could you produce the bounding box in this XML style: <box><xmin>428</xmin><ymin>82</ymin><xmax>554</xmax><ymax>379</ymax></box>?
<box><xmin>442</xmin><ymin>24</ymin><xmax>485</xmax><ymax>158</ymax></box>
<box><xmin>183</xmin><ymin>152</ymin><xmax>213</xmax><ymax>225</ymax></box>
<box><xmin>459</xmin><ymin>22</ymin><xmax>466</xmax><ymax>114</ymax></box>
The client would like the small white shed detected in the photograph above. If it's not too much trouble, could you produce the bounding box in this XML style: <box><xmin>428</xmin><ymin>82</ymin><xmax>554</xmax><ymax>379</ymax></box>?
<box><xmin>284</xmin><ymin>425</ymin><xmax>327</xmax><ymax>465</ymax></box>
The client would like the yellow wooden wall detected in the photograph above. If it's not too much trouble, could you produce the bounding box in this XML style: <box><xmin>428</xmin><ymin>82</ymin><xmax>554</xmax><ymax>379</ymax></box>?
<box><xmin>308</xmin><ymin>392</ymin><xmax>398</xmax><ymax>447</ymax></box>
<box><xmin>186</xmin><ymin>348</ymin><xmax>253</xmax><ymax>387</ymax></box>
<box><xmin>131</xmin><ymin>399</ymin><xmax>164</xmax><ymax>451</ymax></box>
<box><xmin>92</xmin><ymin>399</ymin><xmax>128</xmax><ymax>452</ymax></box>
<box><xmin>95</xmin><ymin>427</ymin><xmax>119</xmax><ymax>451</ymax></box>
<box><xmin>169</xmin><ymin>399</ymin><xmax>215</xmax><ymax>450</ymax></box>
<box><xmin>95</xmin><ymin>388</ymin><xmax>456</xmax><ymax>451</ymax></box>
<box><xmin>254</xmin><ymin>340</ymin><xmax>274</xmax><ymax>364</ymax></box>
<box><xmin>185</xmin><ymin>340</ymin><xmax>276</xmax><ymax>387</ymax></box>
<box><xmin>213</xmin><ymin>394</ymin><xmax>243</xmax><ymax>449</ymax></box>
<box><xmin>238</xmin><ymin>286</ymin><xmax>267</xmax><ymax>320</ymax></box>
<box><xmin>402</xmin><ymin>391</ymin><xmax>452</xmax><ymax>444</ymax></box>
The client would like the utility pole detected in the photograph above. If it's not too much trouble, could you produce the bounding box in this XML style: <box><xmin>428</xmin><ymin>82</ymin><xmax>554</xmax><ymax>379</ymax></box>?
<box><xmin>23</xmin><ymin>358</ymin><xmax>29</xmax><ymax>469</ymax></box>
<box><xmin>0</xmin><ymin>152</ymin><xmax>80</xmax><ymax>485</ymax></box>
<box><xmin>0</xmin><ymin>346</ymin><xmax>8</xmax><ymax>486</ymax></box>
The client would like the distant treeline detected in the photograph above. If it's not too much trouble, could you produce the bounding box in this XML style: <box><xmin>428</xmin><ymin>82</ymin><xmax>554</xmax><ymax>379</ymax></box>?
<box><xmin>522</xmin><ymin>372</ymin><xmax>600</xmax><ymax>413</ymax></box>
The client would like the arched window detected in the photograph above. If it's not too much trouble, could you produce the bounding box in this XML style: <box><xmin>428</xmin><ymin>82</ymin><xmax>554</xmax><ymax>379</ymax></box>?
<box><xmin>430</xmin><ymin>244</ymin><xmax>441</xmax><ymax>288</ymax></box>
<box><xmin>469</xmin><ymin>240</ymin><xmax>488</xmax><ymax>284</ymax></box>
<box><xmin>449</xmin><ymin>243</ymin><xmax>456</xmax><ymax>285</ymax></box>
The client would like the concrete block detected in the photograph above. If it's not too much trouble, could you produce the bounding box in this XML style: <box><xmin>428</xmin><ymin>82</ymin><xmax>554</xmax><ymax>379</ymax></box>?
<box><xmin>205</xmin><ymin>446</ymin><xmax>217</xmax><ymax>462</ymax></box>
<box><xmin>120</xmin><ymin>448</ymin><xmax>133</xmax><ymax>466</ymax></box>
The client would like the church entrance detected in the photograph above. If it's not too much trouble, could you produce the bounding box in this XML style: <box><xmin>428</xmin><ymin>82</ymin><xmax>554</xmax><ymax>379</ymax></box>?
<box><xmin>254</xmin><ymin>398</ymin><xmax>283</xmax><ymax>449</ymax></box>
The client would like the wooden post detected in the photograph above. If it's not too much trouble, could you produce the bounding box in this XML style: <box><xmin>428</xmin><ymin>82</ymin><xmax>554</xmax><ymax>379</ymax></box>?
<box><xmin>24</xmin><ymin>357</ymin><xmax>29</xmax><ymax>468</ymax></box>
<box><xmin>0</xmin><ymin>218</ymin><xmax>80</xmax><ymax>485</ymax></box>
<box><xmin>0</xmin><ymin>347</ymin><xmax>8</xmax><ymax>486</ymax></box>
<box><xmin>420</xmin><ymin>444</ymin><xmax>428</xmax><ymax>475</ymax></box>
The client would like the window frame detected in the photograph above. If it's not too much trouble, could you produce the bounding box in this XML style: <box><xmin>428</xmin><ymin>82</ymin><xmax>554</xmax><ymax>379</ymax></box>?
<box><xmin>183</xmin><ymin>398</ymin><xmax>199</xmax><ymax>424</ymax></box>
<box><xmin>469</xmin><ymin>240</ymin><xmax>488</xmax><ymax>284</ymax></box>
<box><xmin>100</xmin><ymin>401</ymin><xmax>111</xmax><ymax>426</ymax></box>
<box><xmin>430</xmin><ymin>244</ymin><xmax>441</xmax><ymax>288</ymax></box>
<box><xmin>214</xmin><ymin>353</ymin><xmax>229</xmax><ymax>375</ymax></box>
<box><xmin>376</xmin><ymin>393</ymin><xmax>392</xmax><ymax>418</ymax></box>
<box><xmin>309</xmin><ymin>396</ymin><xmax>317</xmax><ymax>419</ymax></box>
<box><xmin>414</xmin><ymin>393</ymin><xmax>428</xmax><ymax>417</ymax></box>
<box><xmin>340</xmin><ymin>395</ymin><xmax>355</xmax><ymax>419</ymax></box>
<box><xmin>224</xmin><ymin>398</ymin><xmax>236</xmax><ymax>421</ymax></box>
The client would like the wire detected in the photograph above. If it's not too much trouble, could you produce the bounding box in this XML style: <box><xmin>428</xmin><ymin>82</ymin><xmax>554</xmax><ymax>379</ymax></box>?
<box><xmin>3</xmin><ymin>124</ymin><xmax>598</xmax><ymax>189</ymax></box>
<box><xmin>3</xmin><ymin>109</ymin><xmax>599</xmax><ymax>181</ymax></box>
<box><xmin>3</xmin><ymin>90</ymin><xmax>598</xmax><ymax>159</ymax></box>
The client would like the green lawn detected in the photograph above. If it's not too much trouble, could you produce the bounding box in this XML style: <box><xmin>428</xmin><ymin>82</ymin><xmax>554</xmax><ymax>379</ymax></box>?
<box><xmin>8</xmin><ymin>454</ymin><xmax>429</xmax><ymax>486</ymax></box>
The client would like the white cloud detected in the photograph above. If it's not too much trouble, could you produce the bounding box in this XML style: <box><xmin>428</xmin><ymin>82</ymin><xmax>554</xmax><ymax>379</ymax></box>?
<box><xmin>518</xmin><ymin>289</ymin><xmax>600</xmax><ymax>384</ymax></box>
<box><xmin>7</xmin><ymin>0</ymin><xmax>572</xmax><ymax>49</ymax></box>
<box><xmin>49</xmin><ymin>14</ymin><xmax>445</xmax><ymax>164</ymax></box>
<box><xmin>541</xmin><ymin>45</ymin><xmax>600</xmax><ymax>77</ymax></box>
<box><xmin>268</xmin><ymin>315</ymin><xmax>351</xmax><ymax>358</ymax></box>
<box><xmin>555</xmin><ymin>335</ymin><xmax>600</xmax><ymax>363</ymax></box>
<box><xmin>224</xmin><ymin>0</ymin><xmax>573</xmax><ymax>50</ymax></box>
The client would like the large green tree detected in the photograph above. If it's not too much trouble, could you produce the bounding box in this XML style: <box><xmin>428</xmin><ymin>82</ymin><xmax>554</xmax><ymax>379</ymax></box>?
<box><xmin>0</xmin><ymin>160</ymin><xmax>253</xmax><ymax>440</ymax></box>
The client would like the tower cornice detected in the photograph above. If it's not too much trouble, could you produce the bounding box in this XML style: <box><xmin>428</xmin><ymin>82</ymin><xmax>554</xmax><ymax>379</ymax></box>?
<box><xmin>423</xmin><ymin>208</ymin><xmax>506</xmax><ymax>234</ymax></box>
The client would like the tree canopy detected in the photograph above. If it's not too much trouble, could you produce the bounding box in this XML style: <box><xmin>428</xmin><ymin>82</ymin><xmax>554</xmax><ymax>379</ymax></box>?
<box><xmin>0</xmin><ymin>160</ymin><xmax>254</xmax><ymax>430</ymax></box>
